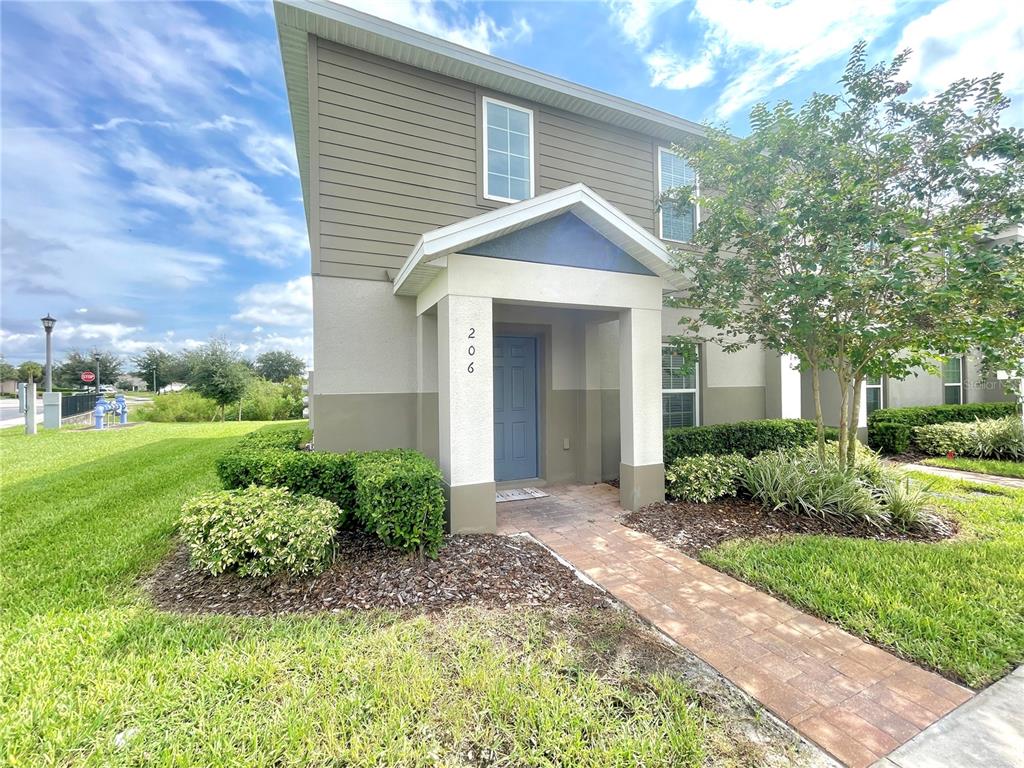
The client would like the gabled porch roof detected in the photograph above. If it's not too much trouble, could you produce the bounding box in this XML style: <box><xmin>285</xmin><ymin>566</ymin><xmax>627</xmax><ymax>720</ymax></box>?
<box><xmin>392</xmin><ymin>184</ymin><xmax>680</xmax><ymax>296</ymax></box>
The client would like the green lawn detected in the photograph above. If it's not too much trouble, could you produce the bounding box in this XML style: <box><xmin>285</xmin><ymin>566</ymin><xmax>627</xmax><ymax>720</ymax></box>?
<box><xmin>1</xmin><ymin>422</ymin><xmax>738</xmax><ymax>767</ymax></box>
<box><xmin>921</xmin><ymin>456</ymin><xmax>1024</xmax><ymax>479</ymax></box>
<box><xmin>704</xmin><ymin>475</ymin><xmax>1024</xmax><ymax>688</ymax></box>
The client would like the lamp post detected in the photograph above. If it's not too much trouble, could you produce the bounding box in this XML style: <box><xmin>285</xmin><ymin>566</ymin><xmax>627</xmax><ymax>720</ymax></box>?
<box><xmin>92</xmin><ymin>349</ymin><xmax>100</xmax><ymax>395</ymax></box>
<box><xmin>40</xmin><ymin>314</ymin><xmax>56</xmax><ymax>392</ymax></box>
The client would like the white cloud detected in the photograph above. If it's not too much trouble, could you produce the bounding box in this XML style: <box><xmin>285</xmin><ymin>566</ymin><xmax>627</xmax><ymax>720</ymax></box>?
<box><xmin>333</xmin><ymin>0</ymin><xmax>532</xmax><ymax>53</ymax></box>
<box><xmin>232</xmin><ymin>276</ymin><xmax>312</xmax><ymax>328</ymax></box>
<box><xmin>896</xmin><ymin>0</ymin><xmax>1024</xmax><ymax>123</ymax></box>
<box><xmin>243</xmin><ymin>132</ymin><xmax>300</xmax><ymax>178</ymax></box>
<box><xmin>606</xmin><ymin>0</ymin><xmax>899</xmax><ymax>119</ymax></box>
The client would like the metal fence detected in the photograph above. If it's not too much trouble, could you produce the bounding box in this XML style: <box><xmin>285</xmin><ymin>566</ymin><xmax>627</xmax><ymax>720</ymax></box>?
<box><xmin>61</xmin><ymin>393</ymin><xmax>97</xmax><ymax>419</ymax></box>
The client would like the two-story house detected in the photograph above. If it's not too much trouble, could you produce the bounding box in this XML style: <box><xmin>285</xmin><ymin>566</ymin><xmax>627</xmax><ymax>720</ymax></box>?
<box><xmin>273</xmin><ymin>0</ymin><xmax>1015</xmax><ymax>533</ymax></box>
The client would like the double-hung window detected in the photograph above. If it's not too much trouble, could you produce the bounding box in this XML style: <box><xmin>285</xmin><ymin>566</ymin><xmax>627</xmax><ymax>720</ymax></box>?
<box><xmin>942</xmin><ymin>357</ymin><xmax>964</xmax><ymax>404</ymax></box>
<box><xmin>483</xmin><ymin>97</ymin><xmax>533</xmax><ymax>202</ymax></box>
<box><xmin>658</xmin><ymin>147</ymin><xmax>697</xmax><ymax>243</ymax></box>
<box><xmin>865</xmin><ymin>375</ymin><xmax>884</xmax><ymax>415</ymax></box>
<box><xmin>662</xmin><ymin>342</ymin><xmax>699</xmax><ymax>428</ymax></box>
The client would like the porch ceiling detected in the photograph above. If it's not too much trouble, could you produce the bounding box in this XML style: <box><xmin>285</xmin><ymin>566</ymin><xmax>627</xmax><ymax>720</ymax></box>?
<box><xmin>392</xmin><ymin>184</ymin><xmax>683</xmax><ymax>297</ymax></box>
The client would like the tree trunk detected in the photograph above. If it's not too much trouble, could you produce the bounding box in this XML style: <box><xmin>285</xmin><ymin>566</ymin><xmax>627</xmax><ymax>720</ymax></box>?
<box><xmin>238</xmin><ymin>400</ymin><xmax>243</xmax><ymax>422</ymax></box>
<box><xmin>837</xmin><ymin>370</ymin><xmax>850</xmax><ymax>467</ymax></box>
<box><xmin>846</xmin><ymin>374</ymin><xmax>864</xmax><ymax>469</ymax></box>
<box><xmin>811</xmin><ymin>362</ymin><xmax>826</xmax><ymax>462</ymax></box>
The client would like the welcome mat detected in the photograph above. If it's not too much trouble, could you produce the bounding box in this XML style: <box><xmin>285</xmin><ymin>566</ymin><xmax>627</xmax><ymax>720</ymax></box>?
<box><xmin>496</xmin><ymin>488</ymin><xmax>550</xmax><ymax>503</ymax></box>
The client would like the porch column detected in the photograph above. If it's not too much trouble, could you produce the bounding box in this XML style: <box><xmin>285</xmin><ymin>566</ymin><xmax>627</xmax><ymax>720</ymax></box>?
<box><xmin>438</xmin><ymin>294</ymin><xmax>495</xmax><ymax>533</ymax></box>
<box><xmin>618</xmin><ymin>307</ymin><xmax>664</xmax><ymax>511</ymax></box>
<box><xmin>765</xmin><ymin>351</ymin><xmax>802</xmax><ymax>419</ymax></box>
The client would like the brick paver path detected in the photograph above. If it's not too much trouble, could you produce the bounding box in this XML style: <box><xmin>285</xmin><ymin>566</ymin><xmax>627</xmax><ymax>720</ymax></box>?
<box><xmin>497</xmin><ymin>483</ymin><xmax>974</xmax><ymax>768</ymax></box>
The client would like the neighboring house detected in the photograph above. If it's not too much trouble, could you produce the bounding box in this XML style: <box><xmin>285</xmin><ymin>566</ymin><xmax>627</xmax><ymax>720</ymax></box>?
<box><xmin>159</xmin><ymin>382</ymin><xmax>188</xmax><ymax>395</ymax></box>
<box><xmin>116</xmin><ymin>375</ymin><xmax>148</xmax><ymax>392</ymax></box>
<box><xmin>274</xmin><ymin>0</ymin><xmax>1017</xmax><ymax>532</ymax></box>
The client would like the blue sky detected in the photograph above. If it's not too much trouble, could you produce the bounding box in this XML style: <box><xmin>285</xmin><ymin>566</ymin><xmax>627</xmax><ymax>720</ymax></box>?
<box><xmin>2</xmin><ymin>0</ymin><xmax>1022</xmax><ymax>366</ymax></box>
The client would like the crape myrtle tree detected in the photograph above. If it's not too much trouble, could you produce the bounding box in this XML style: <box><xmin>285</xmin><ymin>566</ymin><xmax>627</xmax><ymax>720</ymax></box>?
<box><xmin>663</xmin><ymin>43</ymin><xmax>1024</xmax><ymax>467</ymax></box>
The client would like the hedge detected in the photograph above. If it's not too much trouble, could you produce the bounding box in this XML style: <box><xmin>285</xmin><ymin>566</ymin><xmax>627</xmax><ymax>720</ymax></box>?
<box><xmin>867</xmin><ymin>402</ymin><xmax>1019</xmax><ymax>454</ymax></box>
<box><xmin>216</xmin><ymin>427</ymin><xmax>445</xmax><ymax>556</ymax></box>
<box><xmin>664</xmin><ymin>419</ymin><xmax>820</xmax><ymax>463</ymax></box>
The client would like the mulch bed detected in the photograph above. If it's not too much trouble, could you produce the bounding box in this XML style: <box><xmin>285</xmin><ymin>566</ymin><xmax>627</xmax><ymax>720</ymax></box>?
<box><xmin>621</xmin><ymin>497</ymin><xmax>956</xmax><ymax>557</ymax></box>
<box><xmin>146</xmin><ymin>532</ymin><xmax>611</xmax><ymax>616</ymax></box>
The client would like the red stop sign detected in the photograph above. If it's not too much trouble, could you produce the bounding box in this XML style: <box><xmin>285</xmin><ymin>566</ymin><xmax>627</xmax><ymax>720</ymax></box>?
<box><xmin>80</xmin><ymin>371</ymin><xmax>96</xmax><ymax>383</ymax></box>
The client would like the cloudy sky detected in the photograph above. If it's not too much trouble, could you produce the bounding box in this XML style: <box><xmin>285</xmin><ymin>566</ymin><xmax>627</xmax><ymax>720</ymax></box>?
<box><xmin>2</xmin><ymin>0</ymin><xmax>1022</xmax><ymax>366</ymax></box>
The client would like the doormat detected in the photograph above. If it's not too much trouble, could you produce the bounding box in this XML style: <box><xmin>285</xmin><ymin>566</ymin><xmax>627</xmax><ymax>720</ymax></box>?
<box><xmin>496</xmin><ymin>488</ymin><xmax>549</xmax><ymax>503</ymax></box>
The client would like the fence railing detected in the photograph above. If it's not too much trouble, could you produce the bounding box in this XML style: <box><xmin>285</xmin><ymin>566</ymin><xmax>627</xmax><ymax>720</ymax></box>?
<box><xmin>61</xmin><ymin>393</ymin><xmax>97</xmax><ymax>419</ymax></box>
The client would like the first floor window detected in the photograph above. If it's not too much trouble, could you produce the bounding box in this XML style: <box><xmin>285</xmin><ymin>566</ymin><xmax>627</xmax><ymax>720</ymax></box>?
<box><xmin>483</xmin><ymin>97</ymin><xmax>533</xmax><ymax>202</ymax></box>
<box><xmin>658</xmin><ymin>147</ymin><xmax>697</xmax><ymax>243</ymax></box>
<box><xmin>943</xmin><ymin>357</ymin><xmax>964</xmax><ymax>404</ymax></box>
<box><xmin>865</xmin><ymin>375</ymin><xmax>883</xmax><ymax>415</ymax></box>
<box><xmin>663</xmin><ymin>342</ymin><xmax>698</xmax><ymax>429</ymax></box>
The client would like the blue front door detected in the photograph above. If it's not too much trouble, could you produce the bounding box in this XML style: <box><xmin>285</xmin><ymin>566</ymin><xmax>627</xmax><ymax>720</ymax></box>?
<box><xmin>493</xmin><ymin>336</ymin><xmax>538</xmax><ymax>481</ymax></box>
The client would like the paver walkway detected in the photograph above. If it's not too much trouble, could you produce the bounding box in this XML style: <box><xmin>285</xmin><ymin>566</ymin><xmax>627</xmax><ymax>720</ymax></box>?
<box><xmin>498</xmin><ymin>483</ymin><xmax>974</xmax><ymax>768</ymax></box>
<box><xmin>900</xmin><ymin>462</ymin><xmax>1024</xmax><ymax>490</ymax></box>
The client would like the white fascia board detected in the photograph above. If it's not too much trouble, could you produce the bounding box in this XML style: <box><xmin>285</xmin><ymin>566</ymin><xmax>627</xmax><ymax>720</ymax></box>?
<box><xmin>393</xmin><ymin>184</ymin><xmax>677</xmax><ymax>295</ymax></box>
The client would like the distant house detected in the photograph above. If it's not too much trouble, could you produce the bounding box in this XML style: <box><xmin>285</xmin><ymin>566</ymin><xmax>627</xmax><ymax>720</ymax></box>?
<box><xmin>273</xmin><ymin>0</ymin><xmax>1019</xmax><ymax>533</ymax></box>
<box><xmin>1</xmin><ymin>380</ymin><xmax>16</xmax><ymax>396</ymax></box>
<box><xmin>116</xmin><ymin>375</ymin><xmax>148</xmax><ymax>392</ymax></box>
<box><xmin>159</xmin><ymin>382</ymin><xmax>187</xmax><ymax>395</ymax></box>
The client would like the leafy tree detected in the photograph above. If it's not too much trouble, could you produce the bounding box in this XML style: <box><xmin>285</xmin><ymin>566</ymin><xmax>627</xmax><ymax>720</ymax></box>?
<box><xmin>132</xmin><ymin>347</ymin><xmax>188</xmax><ymax>392</ymax></box>
<box><xmin>16</xmin><ymin>361</ymin><xmax>43</xmax><ymax>383</ymax></box>
<box><xmin>665</xmin><ymin>43</ymin><xmax>1024</xmax><ymax>467</ymax></box>
<box><xmin>0</xmin><ymin>357</ymin><xmax>18</xmax><ymax>381</ymax></box>
<box><xmin>187</xmin><ymin>340</ymin><xmax>252</xmax><ymax>420</ymax></box>
<box><xmin>253</xmin><ymin>350</ymin><xmax>306</xmax><ymax>382</ymax></box>
<box><xmin>54</xmin><ymin>350</ymin><xmax>123</xmax><ymax>389</ymax></box>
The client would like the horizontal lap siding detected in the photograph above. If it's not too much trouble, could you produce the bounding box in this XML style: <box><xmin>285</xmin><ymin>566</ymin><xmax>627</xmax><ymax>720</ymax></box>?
<box><xmin>314</xmin><ymin>41</ymin><xmax>659</xmax><ymax>280</ymax></box>
<box><xmin>316</xmin><ymin>42</ymin><xmax>480</xmax><ymax>280</ymax></box>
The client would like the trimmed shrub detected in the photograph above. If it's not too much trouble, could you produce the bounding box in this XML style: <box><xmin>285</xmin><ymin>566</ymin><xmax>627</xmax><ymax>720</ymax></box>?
<box><xmin>233</xmin><ymin>426</ymin><xmax>310</xmax><ymax>451</ymax></box>
<box><xmin>913</xmin><ymin>417</ymin><xmax>1023</xmax><ymax>460</ymax></box>
<box><xmin>180</xmin><ymin>486</ymin><xmax>340</xmax><ymax>577</ymax></box>
<box><xmin>352</xmin><ymin>450</ymin><xmax>446</xmax><ymax>557</ymax></box>
<box><xmin>136</xmin><ymin>391</ymin><xmax>218</xmax><ymax>422</ymax></box>
<box><xmin>868</xmin><ymin>402</ymin><xmax>1018</xmax><ymax>431</ymax></box>
<box><xmin>664</xmin><ymin>419</ymin><xmax>818</xmax><ymax>463</ymax></box>
<box><xmin>868</xmin><ymin>421</ymin><xmax>913</xmax><ymax>454</ymax></box>
<box><xmin>665</xmin><ymin>453</ymin><xmax>750</xmax><ymax>503</ymax></box>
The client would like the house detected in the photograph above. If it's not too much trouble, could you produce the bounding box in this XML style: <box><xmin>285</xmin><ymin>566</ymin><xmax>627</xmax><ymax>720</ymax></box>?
<box><xmin>273</xmin><ymin>0</ymin><xmax>1016</xmax><ymax>533</ymax></box>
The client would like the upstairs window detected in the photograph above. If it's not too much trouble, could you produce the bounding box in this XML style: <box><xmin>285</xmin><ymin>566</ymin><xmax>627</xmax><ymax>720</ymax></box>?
<box><xmin>663</xmin><ymin>342</ymin><xmax>699</xmax><ymax>429</ymax></box>
<box><xmin>483</xmin><ymin>97</ymin><xmax>533</xmax><ymax>203</ymax></box>
<box><xmin>942</xmin><ymin>357</ymin><xmax>964</xmax><ymax>405</ymax></box>
<box><xmin>658</xmin><ymin>147</ymin><xmax>697</xmax><ymax>243</ymax></box>
<box><xmin>865</xmin><ymin>375</ymin><xmax>884</xmax><ymax>415</ymax></box>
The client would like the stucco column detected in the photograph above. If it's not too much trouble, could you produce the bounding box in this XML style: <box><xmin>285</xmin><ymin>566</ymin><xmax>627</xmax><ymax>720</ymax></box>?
<box><xmin>438</xmin><ymin>294</ymin><xmax>495</xmax><ymax>533</ymax></box>
<box><xmin>618</xmin><ymin>307</ymin><xmax>664</xmax><ymax>511</ymax></box>
<box><xmin>579</xmin><ymin>319</ymin><xmax>604</xmax><ymax>483</ymax></box>
<box><xmin>765</xmin><ymin>351</ymin><xmax>802</xmax><ymax>419</ymax></box>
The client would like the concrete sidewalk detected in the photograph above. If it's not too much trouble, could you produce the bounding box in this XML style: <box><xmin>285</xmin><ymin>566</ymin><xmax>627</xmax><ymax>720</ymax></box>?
<box><xmin>901</xmin><ymin>462</ymin><xmax>1024</xmax><ymax>490</ymax></box>
<box><xmin>874</xmin><ymin>666</ymin><xmax>1023</xmax><ymax>768</ymax></box>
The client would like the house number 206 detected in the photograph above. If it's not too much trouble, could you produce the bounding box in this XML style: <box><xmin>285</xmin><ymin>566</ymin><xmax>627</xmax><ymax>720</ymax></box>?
<box><xmin>467</xmin><ymin>328</ymin><xmax>476</xmax><ymax>372</ymax></box>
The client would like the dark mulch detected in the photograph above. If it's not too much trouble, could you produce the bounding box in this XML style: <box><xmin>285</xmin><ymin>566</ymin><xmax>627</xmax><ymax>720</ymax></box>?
<box><xmin>621</xmin><ymin>496</ymin><xmax>956</xmax><ymax>557</ymax></box>
<box><xmin>885</xmin><ymin>449</ymin><xmax>932</xmax><ymax>463</ymax></box>
<box><xmin>146</xmin><ymin>532</ymin><xmax>611</xmax><ymax>616</ymax></box>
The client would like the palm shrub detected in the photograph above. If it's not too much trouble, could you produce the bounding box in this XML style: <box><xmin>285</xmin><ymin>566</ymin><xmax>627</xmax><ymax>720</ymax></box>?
<box><xmin>665</xmin><ymin>453</ymin><xmax>749</xmax><ymax>502</ymax></box>
<box><xmin>180</xmin><ymin>486</ymin><xmax>341</xmax><ymax>577</ymax></box>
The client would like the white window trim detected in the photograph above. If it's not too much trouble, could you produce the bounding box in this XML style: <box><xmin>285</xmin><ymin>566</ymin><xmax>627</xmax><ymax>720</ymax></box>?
<box><xmin>864</xmin><ymin>377</ymin><xmax>884</xmax><ymax>414</ymax></box>
<box><xmin>657</xmin><ymin>146</ymin><xmax>699</xmax><ymax>244</ymax></box>
<box><xmin>662</xmin><ymin>342</ymin><xmax>700</xmax><ymax>428</ymax></box>
<box><xmin>943</xmin><ymin>357</ymin><xmax>964</xmax><ymax>404</ymax></box>
<box><xmin>482</xmin><ymin>96</ymin><xmax>535</xmax><ymax>204</ymax></box>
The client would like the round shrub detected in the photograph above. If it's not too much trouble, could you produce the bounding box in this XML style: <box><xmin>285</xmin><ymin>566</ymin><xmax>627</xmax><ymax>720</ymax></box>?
<box><xmin>179</xmin><ymin>486</ymin><xmax>341</xmax><ymax>577</ymax></box>
<box><xmin>868</xmin><ymin>421</ymin><xmax>912</xmax><ymax>455</ymax></box>
<box><xmin>665</xmin><ymin>453</ymin><xmax>749</xmax><ymax>503</ymax></box>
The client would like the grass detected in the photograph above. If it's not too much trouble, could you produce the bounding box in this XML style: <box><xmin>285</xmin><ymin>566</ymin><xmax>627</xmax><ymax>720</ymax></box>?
<box><xmin>0</xmin><ymin>422</ymin><xmax>730</xmax><ymax>767</ymax></box>
<box><xmin>920</xmin><ymin>456</ymin><xmax>1024</xmax><ymax>479</ymax></box>
<box><xmin>704</xmin><ymin>474</ymin><xmax>1024</xmax><ymax>688</ymax></box>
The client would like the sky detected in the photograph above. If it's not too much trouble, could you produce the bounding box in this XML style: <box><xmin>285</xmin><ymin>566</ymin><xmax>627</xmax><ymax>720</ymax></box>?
<box><xmin>2</xmin><ymin>0</ymin><xmax>1022</xmax><ymax>367</ymax></box>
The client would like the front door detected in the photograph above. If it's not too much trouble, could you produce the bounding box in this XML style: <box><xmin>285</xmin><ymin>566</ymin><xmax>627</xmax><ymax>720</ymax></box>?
<box><xmin>493</xmin><ymin>336</ymin><xmax>538</xmax><ymax>481</ymax></box>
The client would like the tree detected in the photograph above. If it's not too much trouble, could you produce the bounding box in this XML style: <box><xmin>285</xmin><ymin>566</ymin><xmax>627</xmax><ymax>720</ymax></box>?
<box><xmin>253</xmin><ymin>350</ymin><xmax>306</xmax><ymax>382</ymax></box>
<box><xmin>16</xmin><ymin>361</ymin><xmax>43</xmax><ymax>383</ymax></box>
<box><xmin>666</xmin><ymin>43</ymin><xmax>1024</xmax><ymax>467</ymax></box>
<box><xmin>132</xmin><ymin>347</ymin><xmax>188</xmax><ymax>392</ymax></box>
<box><xmin>54</xmin><ymin>350</ymin><xmax>123</xmax><ymax>389</ymax></box>
<box><xmin>188</xmin><ymin>340</ymin><xmax>252</xmax><ymax>420</ymax></box>
<box><xmin>0</xmin><ymin>357</ymin><xmax>16</xmax><ymax>381</ymax></box>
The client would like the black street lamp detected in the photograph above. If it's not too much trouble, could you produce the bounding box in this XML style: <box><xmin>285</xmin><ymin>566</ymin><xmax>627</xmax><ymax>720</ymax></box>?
<box><xmin>92</xmin><ymin>349</ymin><xmax>101</xmax><ymax>395</ymax></box>
<box><xmin>41</xmin><ymin>314</ymin><xmax>56</xmax><ymax>393</ymax></box>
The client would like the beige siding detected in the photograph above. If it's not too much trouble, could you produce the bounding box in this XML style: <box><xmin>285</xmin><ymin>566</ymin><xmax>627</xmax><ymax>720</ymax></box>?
<box><xmin>314</xmin><ymin>40</ymin><xmax>661</xmax><ymax>281</ymax></box>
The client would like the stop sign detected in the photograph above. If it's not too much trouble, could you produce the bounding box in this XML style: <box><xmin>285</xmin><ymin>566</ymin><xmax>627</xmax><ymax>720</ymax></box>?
<box><xmin>81</xmin><ymin>371</ymin><xmax>96</xmax><ymax>383</ymax></box>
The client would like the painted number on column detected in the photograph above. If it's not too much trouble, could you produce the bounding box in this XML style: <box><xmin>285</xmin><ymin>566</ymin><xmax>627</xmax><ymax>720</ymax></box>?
<box><xmin>467</xmin><ymin>328</ymin><xmax>476</xmax><ymax>373</ymax></box>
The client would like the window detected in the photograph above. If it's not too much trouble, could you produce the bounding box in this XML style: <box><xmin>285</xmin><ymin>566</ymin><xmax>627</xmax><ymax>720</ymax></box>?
<box><xmin>483</xmin><ymin>97</ymin><xmax>533</xmax><ymax>202</ymax></box>
<box><xmin>865</xmin><ymin>375</ymin><xmax>883</xmax><ymax>415</ymax></box>
<box><xmin>658</xmin><ymin>147</ymin><xmax>697</xmax><ymax>243</ymax></box>
<box><xmin>942</xmin><ymin>357</ymin><xmax>964</xmax><ymax>405</ymax></box>
<box><xmin>662</xmin><ymin>343</ymin><xmax>699</xmax><ymax>429</ymax></box>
